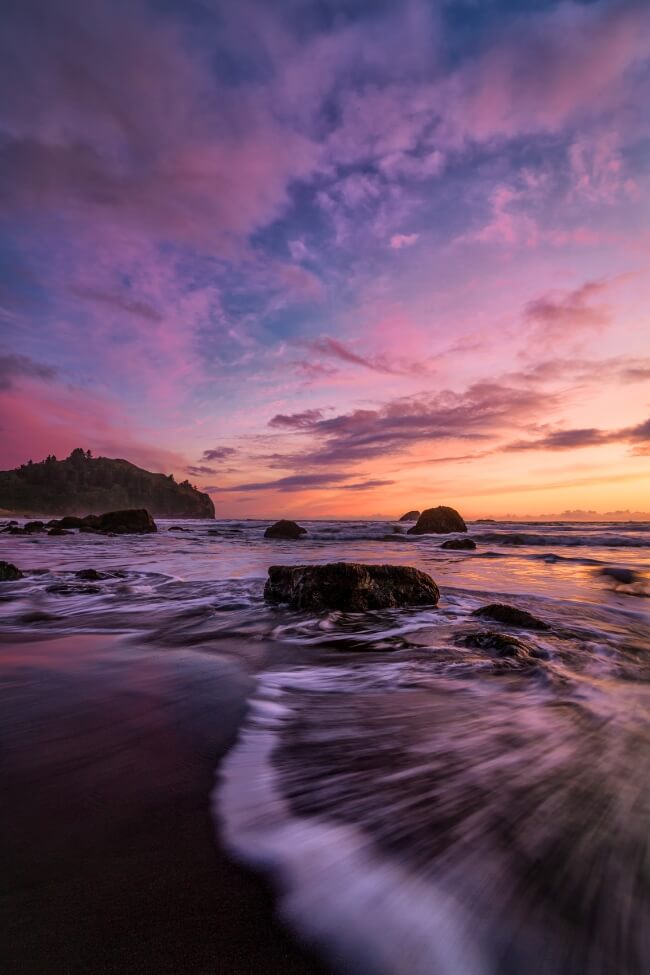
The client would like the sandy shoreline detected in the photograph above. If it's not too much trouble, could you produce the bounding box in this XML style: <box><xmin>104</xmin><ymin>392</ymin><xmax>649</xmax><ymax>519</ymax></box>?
<box><xmin>0</xmin><ymin>633</ymin><xmax>329</xmax><ymax>974</ymax></box>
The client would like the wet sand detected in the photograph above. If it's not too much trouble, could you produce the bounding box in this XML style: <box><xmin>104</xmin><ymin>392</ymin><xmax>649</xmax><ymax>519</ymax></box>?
<box><xmin>0</xmin><ymin>633</ymin><xmax>329</xmax><ymax>974</ymax></box>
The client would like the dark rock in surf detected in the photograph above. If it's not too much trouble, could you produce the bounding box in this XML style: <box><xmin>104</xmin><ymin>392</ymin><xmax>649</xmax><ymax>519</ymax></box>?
<box><xmin>46</xmin><ymin>583</ymin><xmax>101</xmax><ymax>595</ymax></box>
<box><xmin>407</xmin><ymin>506</ymin><xmax>467</xmax><ymax>535</ymax></box>
<box><xmin>264</xmin><ymin>520</ymin><xmax>307</xmax><ymax>540</ymax></box>
<box><xmin>0</xmin><ymin>560</ymin><xmax>23</xmax><ymax>581</ymax></box>
<box><xmin>456</xmin><ymin>630</ymin><xmax>533</xmax><ymax>658</ymax></box>
<box><xmin>76</xmin><ymin>569</ymin><xmax>107</xmax><ymax>581</ymax></box>
<box><xmin>57</xmin><ymin>516</ymin><xmax>87</xmax><ymax>529</ymax></box>
<box><xmin>399</xmin><ymin>510</ymin><xmax>420</xmax><ymax>522</ymax></box>
<box><xmin>24</xmin><ymin>520</ymin><xmax>45</xmax><ymax>533</ymax></box>
<box><xmin>264</xmin><ymin>562</ymin><xmax>439</xmax><ymax>611</ymax></box>
<box><xmin>48</xmin><ymin>528</ymin><xmax>71</xmax><ymax>536</ymax></box>
<box><xmin>472</xmin><ymin>603</ymin><xmax>550</xmax><ymax>631</ymax></box>
<box><xmin>96</xmin><ymin>509</ymin><xmax>157</xmax><ymax>534</ymax></box>
<box><xmin>598</xmin><ymin>566</ymin><xmax>638</xmax><ymax>585</ymax></box>
<box><xmin>440</xmin><ymin>538</ymin><xmax>476</xmax><ymax>550</ymax></box>
<box><xmin>168</xmin><ymin>526</ymin><xmax>190</xmax><ymax>532</ymax></box>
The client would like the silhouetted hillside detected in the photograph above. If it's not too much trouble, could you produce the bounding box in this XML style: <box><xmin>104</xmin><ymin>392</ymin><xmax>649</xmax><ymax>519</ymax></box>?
<box><xmin>0</xmin><ymin>449</ymin><xmax>215</xmax><ymax>518</ymax></box>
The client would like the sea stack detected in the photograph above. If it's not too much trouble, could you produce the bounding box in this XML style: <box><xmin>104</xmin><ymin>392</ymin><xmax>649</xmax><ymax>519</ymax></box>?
<box><xmin>264</xmin><ymin>520</ymin><xmax>307</xmax><ymax>539</ymax></box>
<box><xmin>398</xmin><ymin>510</ymin><xmax>420</xmax><ymax>522</ymax></box>
<box><xmin>407</xmin><ymin>506</ymin><xmax>467</xmax><ymax>535</ymax></box>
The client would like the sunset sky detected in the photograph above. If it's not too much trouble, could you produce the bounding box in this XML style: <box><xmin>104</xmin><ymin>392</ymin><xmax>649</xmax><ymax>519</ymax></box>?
<box><xmin>1</xmin><ymin>0</ymin><xmax>649</xmax><ymax>518</ymax></box>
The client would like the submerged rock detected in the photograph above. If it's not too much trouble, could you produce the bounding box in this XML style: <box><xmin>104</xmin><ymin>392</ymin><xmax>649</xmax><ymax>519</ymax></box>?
<box><xmin>264</xmin><ymin>562</ymin><xmax>439</xmax><ymax>611</ymax></box>
<box><xmin>598</xmin><ymin>566</ymin><xmax>638</xmax><ymax>585</ymax></box>
<box><xmin>264</xmin><ymin>520</ymin><xmax>307</xmax><ymax>540</ymax></box>
<box><xmin>48</xmin><ymin>528</ymin><xmax>71</xmax><ymax>536</ymax></box>
<box><xmin>0</xmin><ymin>560</ymin><xmax>23</xmax><ymax>581</ymax></box>
<box><xmin>96</xmin><ymin>509</ymin><xmax>157</xmax><ymax>534</ymax></box>
<box><xmin>456</xmin><ymin>629</ymin><xmax>533</xmax><ymax>658</ymax></box>
<box><xmin>472</xmin><ymin>603</ymin><xmax>550</xmax><ymax>631</ymax></box>
<box><xmin>46</xmin><ymin>583</ymin><xmax>101</xmax><ymax>595</ymax></box>
<box><xmin>440</xmin><ymin>538</ymin><xmax>476</xmax><ymax>550</ymax></box>
<box><xmin>407</xmin><ymin>506</ymin><xmax>467</xmax><ymax>535</ymax></box>
<box><xmin>76</xmin><ymin>569</ymin><xmax>107</xmax><ymax>581</ymax></box>
<box><xmin>398</xmin><ymin>510</ymin><xmax>420</xmax><ymax>522</ymax></box>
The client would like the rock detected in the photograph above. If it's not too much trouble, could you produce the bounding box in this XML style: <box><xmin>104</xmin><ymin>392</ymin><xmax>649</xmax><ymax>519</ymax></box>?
<box><xmin>0</xmin><ymin>561</ymin><xmax>23</xmax><ymax>581</ymax></box>
<box><xmin>48</xmin><ymin>528</ymin><xmax>71</xmax><ymax>536</ymax></box>
<box><xmin>456</xmin><ymin>630</ymin><xmax>532</xmax><ymax>658</ymax></box>
<box><xmin>46</xmin><ymin>584</ymin><xmax>101</xmax><ymax>595</ymax></box>
<box><xmin>399</xmin><ymin>510</ymin><xmax>420</xmax><ymax>522</ymax></box>
<box><xmin>472</xmin><ymin>603</ymin><xmax>550</xmax><ymax>631</ymax></box>
<box><xmin>76</xmin><ymin>569</ymin><xmax>106</xmax><ymax>581</ymax></box>
<box><xmin>95</xmin><ymin>509</ymin><xmax>157</xmax><ymax>534</ymax></box>
<box><xmin>407</xmin><ymin>506</ymin><xmax>467</xmax><ymax>535</ymax></box>
<box><xmin>264</xmin><ymin>562</ymin><xmax>440</xmax><ymax>611</ymax></box>
<box><xmin>440</xmin><ymin>538</ymin><xmax>476</xmax><ymax>550</ymax></box>
<box><xmin>24</xmin><ymin>520</ymin><xmax>45</xmax><ymax>533</ymax></box>
<box><xmin>58</xmin><ymin>516</ymin><xmax>87</xmax><ymax>529</ymax></box>
<box><xmin>264</xmin><ymin>520</ymin><xmax>307</xmax><ymax>540</ymax></box>
<box><xmin>168</xmin><ymin>526</ymin><xmax>190</xmax><ymax>532</ymax></box>
<box><xmin>79</xmin><ymin>525</ymin><xmax>101</xmax><ymax>533</ymax></box>
<box><xmin>598</xmin><ymin>566</ymin><xmax>638</xmax><ymax>585</ymax></box>
<box><xmin>8</xmin><ymin>527</ymin><xmax>26</xmax><ymax>535</ymax></box>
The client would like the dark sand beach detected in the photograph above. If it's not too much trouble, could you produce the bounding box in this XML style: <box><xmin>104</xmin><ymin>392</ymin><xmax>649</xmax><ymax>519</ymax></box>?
<box><xmin>0</xmin><ymin>633</ymin><xmax>328</xmax><ymax>974</ymax></box>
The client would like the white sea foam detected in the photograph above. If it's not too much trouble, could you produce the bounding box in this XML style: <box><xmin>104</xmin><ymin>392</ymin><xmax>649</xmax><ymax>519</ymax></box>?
<box><xmin>214</xmin><ymin>675</ymin><xmax>490</xmax><ymax>975</ymax></box>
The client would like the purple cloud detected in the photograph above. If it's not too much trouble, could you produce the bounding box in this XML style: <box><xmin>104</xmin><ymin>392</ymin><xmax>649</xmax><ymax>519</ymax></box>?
<box><xmin>268</xmin><ymin>409</ymin><xmax>325</xmax><ymax>430</ymax></box>
<box><xmin>0</xmin><ymin>353</ymin><xmax>56</xmax><ymax>390</ymax></box>
<box><xmin>201</xmin><ymin>446</ymin><xmax>238</xmax><ymax>462</ymax></box>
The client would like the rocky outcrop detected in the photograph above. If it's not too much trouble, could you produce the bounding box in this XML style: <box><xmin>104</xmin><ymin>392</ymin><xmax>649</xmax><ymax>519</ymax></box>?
<box><xmin>440</xmin><ymin>538</ymin><xmax>476</xmax><ymax>550</ymax></box>
<box><xmin>407</xmin><ymin>506</ymin><xmax>467</xmax><ymax>535</ymax></box>
<box><xmin>96</xmin><ymin>509</ymin><xmax>157</xmax><ymax>534</ymax></box>
<box><xmin>264</xmin><ymin>520</ymin><xmax>307</xmax><ymax>540</ymax></box>
<box><xmin>398</xmin><ymin>510</ymin><xmax>420</xmax><ymax>522</ymax></box>
<box><xmin>264</xmin><ymin>562</ymin><xmax>439</xmax><ymax>611</ymax></box>
<box><xmin>472</xmin><ymin>603</ymin><xmax>549</xmax><ymax>631</ymax></box>
<box><xmin>0</xmin><ymin>451</ymin><xmax>215</xmax><ymax>518</ymax></box>
<box><xmin>0</xmin><ymin>560</ymin><xmax>23</xmax><ymax>581</ymax></box>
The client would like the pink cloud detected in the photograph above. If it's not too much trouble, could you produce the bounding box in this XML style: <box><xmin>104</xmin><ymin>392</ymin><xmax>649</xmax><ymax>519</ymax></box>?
<box><xmin>390</xmin><ymin>233</ymin><xmax>419</xmax><ymax>250</ymax></box>
<box><xmin>0</xmin><ymin>379</ymin><xmax>187</xmax><ymax>473</ymax></box>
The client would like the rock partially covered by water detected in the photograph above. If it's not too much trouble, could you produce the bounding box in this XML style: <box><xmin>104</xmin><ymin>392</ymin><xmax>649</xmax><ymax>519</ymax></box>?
<box><xmin>598</xmin><ymin>566</ymin><xmax>638</xmax><ymax>585</ymax></box>
<box><xmin>398</xmin><ymin>510</ymin><xmax>420</xmax><ymax>522</ymax></box>
<box><xmin>407</xmin><ymin>506</ymin><xmax>467</xmax><ymax>535</ymax></box>
<box><xmin>440</xmin><ymin>538</ymin><xmax>476</xmax><ymax>550</ymax></box>
<box><xmin>0</xmin><ymin>560</ymin><xmax>23</xmax><ymax>581</ymax></box>
<box><xmin>456</xmin><ymin>629</ymin><xmax>533</xmax><ymax>658</ymax></box>
<box><xmin>472</xmin><ymin>602</ymin><xmax>550</xmax><ymax>631</ymax></box>
<box><xmin>264</xmin><ymin>520</ymin><xmax>307</xmax><ymax>540</ymax></box>
<box><xmin>76</xmin><ymin>569</ymin><xmax>107</xmax><ymax>581</ymax></box>
<box><xmin>24</xmin><ymin>520</ymin><xmax>45</xmax><ymax>533</ymax></box>
<box><xmin>96</xmin><ymin>509</ymin><xmax>157</xmax><ymax>534</ymax></box>
<box><xmin>264</xmin><ymin>562</ymin><xmax>439</xmax><ymax>611</ymax></box>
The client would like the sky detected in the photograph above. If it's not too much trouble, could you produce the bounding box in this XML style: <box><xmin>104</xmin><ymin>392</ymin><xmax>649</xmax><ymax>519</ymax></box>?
<box><xmin>1</xmin><ymin>0</ymin><xmax>649</xmax><ymax>519</ymax></box>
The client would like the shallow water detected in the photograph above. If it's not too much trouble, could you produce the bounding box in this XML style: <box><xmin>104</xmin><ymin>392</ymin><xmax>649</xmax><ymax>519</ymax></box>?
<box><xmin>2</xmin><ymin>517</ymin><xmax>649</xmax><ymax>973</ymax></box>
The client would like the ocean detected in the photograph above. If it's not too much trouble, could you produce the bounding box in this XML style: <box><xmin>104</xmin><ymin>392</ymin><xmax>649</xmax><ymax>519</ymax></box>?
<box><xmin>1</xmin><ymin>517</ymin><xmax>649</xmax><ymax>974</ymax></box>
